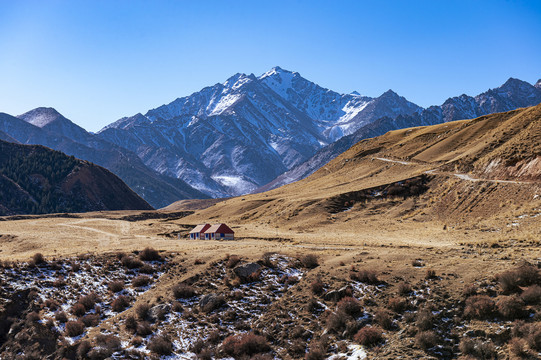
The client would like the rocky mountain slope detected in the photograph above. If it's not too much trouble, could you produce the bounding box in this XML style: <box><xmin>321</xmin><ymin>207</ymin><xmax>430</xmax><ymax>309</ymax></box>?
<box><xmin>0</xmin><ymin>140</ymin><xmax>152</xmax><ymax>215</ymax></box>
<box><xmin>0</xmin><ymin>109</ymin><xmax>207</xmax><ymax>208</ymax></box>
<box><xmin>98</xmin><ymin>67</ymin><xmax>422</xmax><ymax>197</ymax></box>
<box><xmin>258</xmin><ymin>77</ymin><xmax>541</xmax><ymax>192</ymax></box>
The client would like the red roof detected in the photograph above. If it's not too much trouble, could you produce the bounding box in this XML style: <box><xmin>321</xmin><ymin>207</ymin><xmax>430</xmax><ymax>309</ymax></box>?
<box><xmin>189</xmin><ymin>224</ymin><xmax>211</xmax><ymax>234</ymax></box>
<box><xmin>204</xmin><ymin>223</ymin><xmax>234</xmax><ymax>234</ymax></box>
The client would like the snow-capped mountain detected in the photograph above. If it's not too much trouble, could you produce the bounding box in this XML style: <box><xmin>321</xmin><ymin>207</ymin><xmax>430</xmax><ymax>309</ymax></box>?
<box><xmin>99</xmin><ymin>67</ymin><xmax>421</xmax><ymax>197</ymax></box>
<box><xmin>257</xmin><ymin>77</ymin><xmax>541</xmax><ymax>192</ymax></box>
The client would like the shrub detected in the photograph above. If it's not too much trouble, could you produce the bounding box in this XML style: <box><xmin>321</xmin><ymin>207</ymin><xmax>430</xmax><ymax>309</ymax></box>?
<box><xmin>261</xmin><ymin>252</ymin><xmax>275</xmax><ymax>268</ymax></box>
<box><xmin>173</xmin><ymin>283</ymin><xmax>196</xmax><ymax>298</ymax></box>
<box><xmin>121</xmin><ymin>256</ymin><xmax>143</xmax><ymax>269</ymax></box>
<box><xmin>53</xmin><ymin>276</ymin><xmax>66</xmax><ymax>288</ymax></box>
<box><xmin>388</xmin><ymin>297</ymin><xmax>407</xmax><ymax>313</ymax></box>
<box><xmin>498</xmin><ymin>263</ymin><xmax>540</xmax><ymax>294</ymax></box>
<box><xmin>79</xmin><ymin>292</ymin><xmax>100</xmax><ymax>311</ymax></box>
<box><xmin>459</xmin><ymin>338</ymin><xmax>497</xmax><ymax>359</ymax></box>
<box><xmin>425</xmin><ymin>269</ymin><xmax>436</xmax><ymax>280</ymax></box>
<box><xmin>415</xmin><ymin>330</ymin><xmax>439</xmax><ymax>350</ymax></box>
<box><xmin>132</xmin><ymin>275</ymin><xmax>152</xmax><ymax>288</ymax></box>
<box><xmin>416</xmin><ymin>309</ymin><xmax>434</xmax><ymax>331</ymax></box>
<box><xmin>111</xmin><ymin>295</ymin><xmax>130</xmax><ymax>312</ymax></box>
<box><xmin>140</xmin><ymin>263</ymin><xmax>155</xmax><ymax>274</ymax></box>
<box><xmin>71</xmin><ymin>303</ymin><xmax>86</xmax><ymax>317</ymax></box>
<box><xmin>26</xmin><ymin>311</ymin><xmax>40</xmax><ymax>323</ymax></box>
<box><xmin>148</xmin><ymin>335</ymin><xmax>173</xmax><ymax>355</ymax></box>
<box><xmin>226</xmin><ymin>255</ymin><xmax>241</xmax><ymax>268</ymax></box>
<box><xmin>32</xmin><ymin>252</ymin><xmax>45</xmax><ymax>265</ymax></box>
<box><xmin>397</xmin><ymin>282</ymin><xmax>412</xmax><ymax>296</ymax></box>
<box><xmin>139</xmin><ymin>247</ymin><xmax>161</xmax><ymax>261</ymax></box>
<box><xmin>108</xmin><ymin>280</ymin><xmax>124</xmax><ymax>293</ymax></box>
<box><xmin>172</xmin><ymin>301</ymin><xmax>183</xmax><ymax>313</ymax></box>
<box><xmin>462</xmin><ymin>284</ymin><xmax>478</xmax><ymax>297</ymax></box>
<box><xmin>305</xmin><ymin>342</ymin><xmax>325</xmax><ymax>360</ymax></box>
<box><xmin>222</xmin><ymin>333</ymin><xmax>271</xmax><ymax>357</ymax></box>
<box><xmin>337</xmin><ymin>297</ymin><xmax>363</xmax><ymax>317</ymax></box>
<box><xmin>354</xmin><ymin>327</ymin><xmax>383</xmax><ymax>347</ymax></box>
<box><xmin>96</xmin><ymin>334</ymin><xmax>121</xmax><ymax>351</ymax></box>
<box><xmin>136</xmin><ymin>321</ymin><xmax>153</xmax><ymax>336</ymax></box>
<box><xmin>310</xmin><ymin>278</ymin><xmax>325</xmax><ymax>295</ymax></box>
<box><xmin>300</xmin><ymin>254</ymin><xmax>319</xmax><ymax>269</ymax></box>
<box><xmin>125</xmin><ymin>315</ymin><xmax>137</xmax><ymax>332</ymax></box>
<box><xmin>498</xmin><ymin>296</ymin><xmax>526</xmax><ymax>320</ymax></box>
<box><xmin>326</xmin><ymin>311</ymin><xmax>348</xmax><ymax>333</ymax></box>
<box><xmin>81</xmin><ymin>314</ymin><xmax>100</xmax><ymax>327</ymax></box>
<box><xmin>350</xmin><ymin>269</ymin><xmax>379</xmax><ymax>284</ymax></box>
<box><xmin>464</xmin><ymin>295</ymin><xmax>496</xmax><ymax>319</ymax></box>
<box><xmin>55</xmin><ymin>311</ymin><xmax>68</xmax><ymax>323</ymax></box>
<box><xmin>76</xmin><ymin>341</ymin><xmax>92</xmax><ymax>359</ymax></box>
<box><xmin>135</xmin><ymin>303</ymin><xmax>151</xmax><ymax>319</ymax></box>
<box><xmin>374</xmin><ymin>309</ymin><xmax>393</xmax><ymax>330</ymax></box>
<box><xmin>521</xmin><ymin>285</ymin><xmax>541</xmax><ymax>305</ymax></box>
<box><xmin>65</xmin><ymin>320</ymin><xmax>85</xmax><ymax>337</ymax></box>
<box><xmin>508</xmin><ymin>337</ymin><xmax>531</xmax><ymax>358</ymax></box>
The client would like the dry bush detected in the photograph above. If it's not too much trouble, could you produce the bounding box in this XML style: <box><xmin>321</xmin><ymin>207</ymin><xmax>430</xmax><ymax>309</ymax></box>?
<box><xmin>76</xmin><ymin>340</ymin><xmax>92</xmax><ymax>359</ymax></box>
<box><xmin>416</xmin><ymin>309</ymin><xmax>434</xmax><ymax>331</ymax></box>
<box><xmin>300</xmin><ymin>254</ymin><xmax>319</xmax><ymax>269</ymax></box>
<box><xmin>307</xmin><ymin>298</ymin><xmax>323</xmax><ymax>313</ymax></box>
<box><xmin>135</xmin><ymin>303</ymin><xmax>151</xmax><ymax>319</ymax></box>
<box><xmin>139</xmin><ymin>247</ymin><xmax>161</xmax><ymax>261</ymax></box>
<box><xmin>70</xmin><ymin>261</ymin><xmax>81</xmax><ymax>272</ymax></box>
<box><xmin>32</xmin><ymin>252</ymin><xmax>45</xmax><ymax>265</ymax></box>
<box><xmin>464</xmin><ymin>295</ymin><xmax>496</xmax><ymax>319</ymax></box>
<box><xmin>425</xmin><ymin>269</ymin><xmax>437</xmax><ymax>280</ymax></box>
<box><xmin>513</xmin><ymin>322</ymin><xmax>541</xmax><ymax>351</ymax></box>
<box><xmin>173</xmin><ymin>283</ymin><xmax>196</xmax><ymax>298</ymax></box>
<box><xmin>111</xmin><ymin>295</ymin><xmax>130</xmax><ymax>312</ymax></box>
<box><xmin>139</xmin><ymin>263</ymin><xmax>155</xmax><ymax>274</ymax></box>
<box><xmin>388</xmin><ymin>297</ymin><xmax>407</xmax><ymax>313</ymax></box>
<box><xmin>121</xmin><ymin>255</ymin><xmax>143</xmax><ymax>269</ymax></box>
<box><xmin>194</xmin><ymin>258</ymin><xmax>205</xmax><ymax>265</ymax></box>
<box><xmin>79</xmin><ymin>292</ymin><xmax>100</xmax><ymax>311</ymax></box>
<box><xmin>498</xmin><ymin>263</ymin><xmax>540</xmax><ymax>294</ymax></box>
<box><xmin>521</xmin><ymin>285</ymin><xmax>541</xmax><ymax>305</ymax></box>
<box><xmin>96</xmin><ymin>334</ymin><xmax>121</xmax><ymax>351</ymax></box>
<box><xmin>125</xmin><ymin>315</ymin><xmax>137</xmax><ymax>332</ymax></box>
<box><xmin>53</xmin><ymin>276</ymin><xmax>66</xmax><ymax>288</ymax></box>
<box><xmin>462</xmin><ymin>284</ymin><xmax>478</xmax><ymax>297</ymax></box>
<box><xmin>148</xmin><ymin>335</ymin><xmax>173</xmax><ymax>355</ymax></box>
<box><xmin>81</xmin><ymin>314</ymin><xmax>100</xmax><ymax>327</ymax></box>
<box><xmin>172</xmin><ymin>301</ymin><xmax>183</xmax><ymax>313</ymax></box>
<box><xmin>226</xmin><ymin>255</ymin><xmax>241</xmax><ymax>268</ymax></box>
<box><xmin>44</xmin><ymin>299</ymin><xmax>59</xmax><ymax>311</ymax></box>
<box><xmin>288</xmin><ymin>339</ymin><xmax>306</xmax><ymax>357</ymax></box>
<box><xmin>508</xmin><ymin>337</ymin><xmax>531</xmax><ymax>358</ymax></box>
<box><xmin>374</xmin><ymin>309</ymin><xmax>393</xmax><ymax>330</ymax></box>
<box><xmin>108</xmin><ymin>280</ymin><xmax>124</xmax><ymax>293</ymax></box>
<box><xmin>71</xmin><ymin>303</ymin><xmax>86</xmax><ymax>317</ymax></box>
<box><xmin>310</xmin><ymin>278</ymin><xmax>325</xmax><ymax>295</ymax></box>
<box><xmin>261</xmin><ymin>252</ymin><xmax>275</xmax><ymax>268</ymax></box>
<box><xmin>26</xmin><ymin>311</ymin><xmax>40</xmax><ymax>323</ymax></box>
<box><xmin>132</xmin><ymin>275</ymin><xmax>152</xmax><ymax>288</ymax></box>
<box><xmin>350</xmin><ymin>269</ymin><xmax>379</xmax><ymax>284</ymax></box>
<box><xmin>459</xmin><ymin>338</ymin><xmax>497</xmax><ymax>359</ymax></box>
<box><xmin>326</xmin><ymin>311</ymin><xmax>347</xmax><ymax>333</ymax></box>
<box><xmin>337</xmin><ymin>297</ymin><xmax>363</xmax><ymax>317</ymax></box>
<box><xmin>222</xmin><ymin>333</ymin><xmax>271</xmax><ymax>358</ymax></box>
<box><xmin>497</xmin><ymin>296</ymin><xmax>526</xmax><ymax>320</ymax></box>
<box><xmin>354</xmin><ymin>326</ymin><xmax>383</xmax><ymax>347</ymax></box>
<box><xmin>305</xmin><ymin>342</ymin><xmax>325</xmax><ymax>360</ymax></box>
<box><xmin>415</xmin><ymin>330</ymin><xmax>439</xmax><ymax>350</ymax></box>
<box><xmin>397</xmin><ymin>282</ymin><xmax>412</xmax><ymax>296</ymax></box>
<box><xmin>65</xmin><ymin>320</ymin><xmax>85</xmax><ymax>337</ymax></box>
<box><xmin>136</xmin><ymin>321</ymin><xmax>153</xmax><ymax>336</ymax></box>
<box><xmin>198</xmin><ymin>348</ymin><xmax>213</xmax><ymax>360</ymax></box>
<box><xmin>55</xmin><ymin>311</ymin><xmax>68</xmax><ymax>323</ymax></box>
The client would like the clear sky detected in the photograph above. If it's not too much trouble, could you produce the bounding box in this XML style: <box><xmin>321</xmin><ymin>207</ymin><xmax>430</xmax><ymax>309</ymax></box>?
<box><xmin>1</xmin><ymin>0</ymin><xmax>540</xmax><ymax>132</ymax></box>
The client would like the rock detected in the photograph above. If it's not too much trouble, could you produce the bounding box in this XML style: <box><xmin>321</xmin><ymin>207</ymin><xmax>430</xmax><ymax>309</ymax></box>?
<box><xmin>199</xmin><ymin>293</ymin><xmax>225</xmax><ymax>313</ymax></box>
<box><xmin>324</xmin><ymin>285</ymin><xmax>353</xmax><ymax>302</ymax></box>
<box><xmin>234</xmin><ymin>262</ymin><xmax>262</xmax><ymax>279</ymax></box>
<box><xmin>149</xmin><ymin>304</ymin><xmax>170</xmax><ymax>322</ymax></box>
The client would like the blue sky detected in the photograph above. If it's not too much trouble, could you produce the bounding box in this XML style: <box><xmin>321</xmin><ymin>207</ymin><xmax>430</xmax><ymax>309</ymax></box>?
<box><xmin>0</xmin><ymin>0</ymin><xmax>540</xmax><ymax>132</ymax></box>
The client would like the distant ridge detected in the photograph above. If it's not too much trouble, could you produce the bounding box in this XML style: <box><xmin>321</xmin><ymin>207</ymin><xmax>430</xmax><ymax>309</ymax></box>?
<box><xmin>0</xmin><ymin>140</ymin><xmax>153</xmax><ymax>215</ymax></box>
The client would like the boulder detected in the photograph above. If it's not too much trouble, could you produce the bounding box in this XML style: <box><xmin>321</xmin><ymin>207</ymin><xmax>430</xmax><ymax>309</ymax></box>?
<box><xmin>234</xmin><ymin>262</ymin><xmax>262</xmax><ymax>280</ymax></box>
<box><xmin>324</xmin><ymin>285</ymin><xmax>353</xmax><ymax>302</ymax></box>
<box><xmin>149</xmin><ymin>304</ymin><xmax>170</xmax><ymax>322</ymax></box>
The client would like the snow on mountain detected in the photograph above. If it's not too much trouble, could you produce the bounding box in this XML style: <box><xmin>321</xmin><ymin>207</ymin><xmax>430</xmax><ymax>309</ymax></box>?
<box><xmin>98</xmin><ymin>67</ymin><xmax>422</xmax><ymax>198</ymax></box>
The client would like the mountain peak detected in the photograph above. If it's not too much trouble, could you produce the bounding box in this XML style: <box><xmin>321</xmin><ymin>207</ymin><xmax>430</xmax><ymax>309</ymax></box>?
<box><xmin>381</xmin><ymin>89</ymin><xmax>399</xmax><ymax>98</ymax></box>
<box><xmin>17</xmin><ymin>107</ymin><xmax>64</xmax><ymax>128</ymax></box>
<box><xmin>350</xmin><ymin>91</ymin><xmax>361</xmax><ymax>96</ymax></box>
<box><xmin>224</xmin><ymin>73</ymin><xmax>257</xmax><ymax>90</ymax></box>
<box><xmin>535</xmin><ymin>79</ymin><xmax>541</xmax><ymax>89</ymax></box>
<box><xmin>260</xmin><ymin>66</ymin><xmax>296</xmax><ymax>79</ymax></box>
<box><xmin>499</xmin><ymin>77</ymin><xmax>532</xmax><ymax>90</ymax></box>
